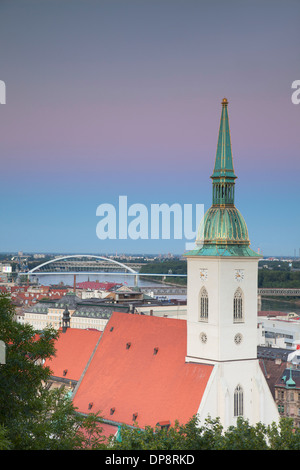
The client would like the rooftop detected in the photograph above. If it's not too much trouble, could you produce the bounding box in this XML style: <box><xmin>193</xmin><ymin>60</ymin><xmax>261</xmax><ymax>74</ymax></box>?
<box><xmin>44</xmin><ymin>328</ymin><xmax>102</xmax><ymax>382</ymax></box>
<box><xmin>73</xmin><ymin>312</ymin><xmax>213</xmax><ymax>428</ymax></box>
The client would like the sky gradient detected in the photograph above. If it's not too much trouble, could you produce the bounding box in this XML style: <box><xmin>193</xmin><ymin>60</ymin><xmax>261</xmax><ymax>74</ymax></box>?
<box><xmin>0</xmin><ymin>0</ymin><xmax>299</xmax><ymax>256</ymax></box>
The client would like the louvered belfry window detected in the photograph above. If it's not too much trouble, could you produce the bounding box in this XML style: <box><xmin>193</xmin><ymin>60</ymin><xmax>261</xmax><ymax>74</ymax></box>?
<box><xmin>234</xmin><ymin>385</ymin><xmax>244</xmax><ymax>417</ymax></box>
<box><xmin>233</xmin><ymin>288</ymin><xmax>244</xmax><ymax>323</ymax></box>
<box><xmin>199</xmin><ymin>287</ymin><xmax>209</xmax><ymax>322</ymax></box>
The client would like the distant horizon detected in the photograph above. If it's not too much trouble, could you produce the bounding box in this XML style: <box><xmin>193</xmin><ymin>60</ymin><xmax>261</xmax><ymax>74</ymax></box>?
<box><xmin>1</xmin><ymin>250</ymin><xmax>299</xmax><ymax>259</ymax></box>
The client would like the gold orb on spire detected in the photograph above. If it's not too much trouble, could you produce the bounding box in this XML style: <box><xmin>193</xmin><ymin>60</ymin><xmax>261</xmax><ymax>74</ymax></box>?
<box><xmin>222</xmin><ymin>97</ymin><xmax>228</xmax><ymax>106</ymax></box>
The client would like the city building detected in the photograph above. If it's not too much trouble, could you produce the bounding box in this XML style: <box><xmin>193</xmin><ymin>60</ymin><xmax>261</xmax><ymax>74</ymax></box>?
<box><xmin>19</xmin><ymin>287</ymin><xmax>171</xmax><ymax>331</ymax></box>
<box><xmin>275</xmin><ymin>367</ymin><xmax>300</xmax><ymax>427</ymax></box>
<box><xmin>258</xmin><ymin>314</ymin><xmax>300</xmax><ymax>349</ymax></box>
<box><xmin>257</xmin><ymin>346</ymin><xmax>300</xmax><ymax>427</ymax></box>
<box><xmin>258</xmin><ymin>346</ymin><xmax>291</xmax><ymax>399</ymax></box>
<box><xmin>19</xmin><ymin>292</ymin><xmax>131</xmax><ymax>331</ymax></box>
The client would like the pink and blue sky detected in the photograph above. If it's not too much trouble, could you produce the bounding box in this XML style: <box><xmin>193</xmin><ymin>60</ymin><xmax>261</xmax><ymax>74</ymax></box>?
<box><xmin>0</xmin><ymin>0</ymin><xmax>299</xmax><ymax>255</ymax></box>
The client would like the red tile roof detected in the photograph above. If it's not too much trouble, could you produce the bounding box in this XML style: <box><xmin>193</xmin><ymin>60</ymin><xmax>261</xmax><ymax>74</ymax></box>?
<box><xmin>73</xmin><ymin>312</ymin><xmax>213</xmax><ymax>428</ymax></box>
<box><xmin>76</xmin><ymin>281</ymin><xmax>120</xmax><ymax>291</ymax></box>
<box><xmin>44</xmin><ymin>328</ymin><xmax>102</xmax><ymax>381</ymax></box>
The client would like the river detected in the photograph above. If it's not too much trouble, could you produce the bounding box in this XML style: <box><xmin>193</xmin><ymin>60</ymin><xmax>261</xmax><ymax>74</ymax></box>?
<box><xmin>261</xmin><ymin>298</ymin><xmax>300</xmax><ymax>316</ymax></box>
<box><xmin>32</xmin><ymin>273</ymin><xmax>187</xmax><ymax>300</ymax></box>
<box><xmin>33</xmin><ymin>273</ymin><xmax>163</xmax><ymax>288</ymax></box>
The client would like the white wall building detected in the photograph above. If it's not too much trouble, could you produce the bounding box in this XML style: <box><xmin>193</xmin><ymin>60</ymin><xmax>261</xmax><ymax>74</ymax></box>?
<box><xmin>183</xmin><ymin>98</ymin><xmax>279</xmax><ymax>427</ymax></box>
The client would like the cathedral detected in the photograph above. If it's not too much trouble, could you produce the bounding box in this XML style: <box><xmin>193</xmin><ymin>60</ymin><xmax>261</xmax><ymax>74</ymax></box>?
<box><xmin>51</xmin><ymin>99</ymin><xmax>280</xmax><ymax>432</ymax></box>
<box><xmin>184</xmin><ymin>98</ymin><xmax>279</xmax><ymax>426</ymax></box>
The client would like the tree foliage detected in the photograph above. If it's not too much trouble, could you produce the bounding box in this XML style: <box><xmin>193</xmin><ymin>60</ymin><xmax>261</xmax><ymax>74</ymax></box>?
<box><xmin>1</xmin><ymin>293</ymin><xmax>300</xmax><ymax>450</ymax></box>
<box><xmin>139</xmin><ymin>260</ymin><xmax>187</xmax><ymax>285</ymax></box>
<box><xmin>0</xmin><ymin>293</ymin><xmax>106</xmax><ymax>450</ymax></box>
<box><xmin>111</xmin><ymin>415</ymin><xmax>300</xmax><ymax>451</ymax></box>
<box><xmin>258</xmin><ymin>268</ymin><xmax>300</xmax><ymax>289</ymax></box>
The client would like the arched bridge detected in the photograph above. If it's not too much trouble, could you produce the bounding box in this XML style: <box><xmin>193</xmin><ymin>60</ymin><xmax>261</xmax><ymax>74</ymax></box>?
<box><xmin>17</xmin><ymin>254</ymin><xmax>141</xmax><ymax>285</ymax></box>
<box><xmin>18</xmin><ymin>255</ymin><xmax>141</xmax><ymax>286</ymax></box>
<box><xmin>18</xmin><ymin>255</ymin><xmax>188</xmax><ymax>279</ymax></box>
<box><xmin>17</xmin><ymin>254</ymin><xmax>187</xmax><ymax>289</ymax></box>
<box><xmin>25</xmin><ymin>255</ymin><xmax>139</xmax><ymax>275</ymax></box>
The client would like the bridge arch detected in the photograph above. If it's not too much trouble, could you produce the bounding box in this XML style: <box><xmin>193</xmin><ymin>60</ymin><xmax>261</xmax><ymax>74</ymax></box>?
<box><xmin>27</xmin><ymin>254</ymin><xmax>138</xmax><ymax>274</ymax></box>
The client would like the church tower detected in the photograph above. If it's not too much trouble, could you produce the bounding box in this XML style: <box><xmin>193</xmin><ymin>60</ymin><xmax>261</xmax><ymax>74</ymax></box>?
<box><xmin>185</xmin><ymin>99</ymin><xmax>279</xmax><ymax>426</ymax></box>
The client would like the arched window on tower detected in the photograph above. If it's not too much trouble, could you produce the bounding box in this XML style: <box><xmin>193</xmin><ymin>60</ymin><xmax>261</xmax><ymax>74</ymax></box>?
<box><xmin>234</xmin><ymin>385</ymin><xmax>244</xmax><ymax>417</ymax></box>
<box><xmin>199</xmin><ymin>287</ymin><xmax>209</xmax><ymax>322</ymax></box>
<box><xmin>233</xmin><ymin>287</ymin><xmax>244</xmax><ymax>323</ymax></box>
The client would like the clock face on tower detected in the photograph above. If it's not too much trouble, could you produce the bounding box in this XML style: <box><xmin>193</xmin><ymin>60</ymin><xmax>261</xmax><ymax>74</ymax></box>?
<box><xmin>234</xmin><ymin>269</ymin><xmax>244</xmax><ymax>282</ymax></box>
<box><xmin>199</xmin><ymin>269</ymin><xmax>208</xmax><ymax>281</ymax></box>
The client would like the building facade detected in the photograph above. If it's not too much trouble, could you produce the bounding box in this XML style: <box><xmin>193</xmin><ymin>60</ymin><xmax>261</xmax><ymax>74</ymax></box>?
<box><xmin>19</xmin><ymin>292</ymin><xmax>130</xmax><ymax>331</ymax></box>
<box><xmin>275</xmin><ymin>368</ymin><xmax>300</xmax><ymax>428</ymax></box>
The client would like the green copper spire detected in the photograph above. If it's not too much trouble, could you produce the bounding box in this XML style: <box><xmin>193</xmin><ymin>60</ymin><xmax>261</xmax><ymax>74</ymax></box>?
<box><xmin>184</xmin><ymin>98</ymin><xmax>259</xmax><ymax>258</ymax></box>
<box><xmin>212</xmin><ymin>98</ymin><xmax>237</xmax><ymax>180</ymax></box>
<box><xmin>211</xmin><ymin>98</ymin><xmax>236</xmax><ymax>206</ymax></box>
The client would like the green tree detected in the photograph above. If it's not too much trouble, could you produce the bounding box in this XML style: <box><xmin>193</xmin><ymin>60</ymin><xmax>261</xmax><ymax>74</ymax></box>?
<box><xmin>0</xmin><ymin>424</ymin><xmax>11</xmax><ymax>450</ymax></box>
<box><xmin>267</xmin><ymin>417</ymin><xmax>300</xmax><ymax>450</ymax></box>
<box><xmin>222</xmin><ymin>417</ymin><xmax>269</xmax><ymax>450</ymax></box>
<box><xmin>0</xmin><ymin>293</ymin><xmax>107</xmax><ymax>450</ymax></box>
<box><xmin>111</xmin><ymin>416</ymin><xmax>226</xmax><ymax>450</ymax></box>
<box><xmin>111</xmin><ymin>415</ymin><xmax>300</xmax><ymax>450</ymax></box>
<box><xmin>139</xmin><ymin>260</ymin><xmax>187</xmax><ymax>285</ymax></box>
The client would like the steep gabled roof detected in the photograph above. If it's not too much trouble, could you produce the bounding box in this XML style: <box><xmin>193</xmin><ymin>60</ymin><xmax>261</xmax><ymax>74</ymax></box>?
<box><xmin>44</xmin><ymin>328</ymin><xmax>102</xmax><ymax>381</ymax></box>
<box><xmin>73</xmin><ymin>312</ymin><xmax>213</xmax><ymax>428</ymax></box>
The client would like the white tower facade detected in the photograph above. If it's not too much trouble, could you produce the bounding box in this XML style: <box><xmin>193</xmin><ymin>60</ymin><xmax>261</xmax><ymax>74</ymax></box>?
<box><xmin>186</xmin><ymin>257</ymin><xmax>258</xmax><ymax>363</ymax></box>
<box><xmin>185</xmin><ymin>99</ymin><xmax>279</xmax><ymax>427</ymax></box>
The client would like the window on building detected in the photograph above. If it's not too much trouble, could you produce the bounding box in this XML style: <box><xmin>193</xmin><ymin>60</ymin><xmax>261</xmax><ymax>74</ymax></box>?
<box><xmin>199</xmin><ymin>287</ymin><xmax>208</xmax><ymax>322</ymax></box>
<box><xmin>234</xmin><ymin>385</ymin><xmax>244</xmax><ymax>417</ymax></box>
<box><xmin>233</xmin><ymin>288</ymin><xmax>244</xmax><ymax>323</ymax></box>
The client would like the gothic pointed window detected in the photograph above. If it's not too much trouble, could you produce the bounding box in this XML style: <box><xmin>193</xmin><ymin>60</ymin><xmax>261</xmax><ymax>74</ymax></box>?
<box><xmin>233</xmin><ymin>287</ymin><xmax>244</xmax><ymax>323</ymax></box>
<box><xmin>199</xmin><ymin>287</ymin><xmax>209</xmax><ymax>322</ymax></box>
<box><xmin>234</xmin><ymin>385</ymin><xmax>244</xmax><ymax>417</ymax></box>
